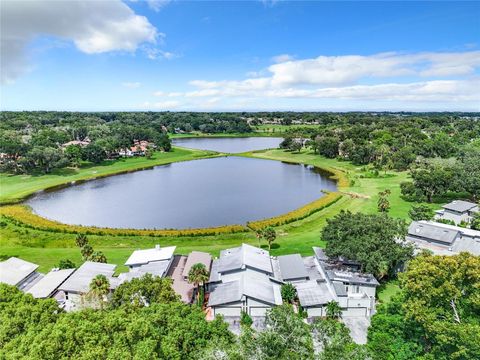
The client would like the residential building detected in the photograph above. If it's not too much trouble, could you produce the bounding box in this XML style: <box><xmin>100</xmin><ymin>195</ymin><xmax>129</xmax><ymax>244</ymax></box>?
<box><xmin>120</xmin><ymin>245</ymin><xmax>176</xmax><ymax>282</ymax></box>
<box><xmin>58</xmin><ymin>261</ymin><xmax>118</xmax><ymax>310</ymax></box>
<box><xmin>407</xmin><ymin>220</ymin><xmax>480</xmax><ymax>255</ymax></box>
<box><xmin>435</xmin><ymin>200</ymin><xmax>479</xmax><ymax>225</ymax></box>
<box><xmin>277</xmin><ymin>254</ymin><xmax>309</xmax><ymax>282</ymax></box>
<box><xmin>0</xmin><ymin>257</ymin><xmax>42</xmax><ymax>291</ymax></box>
<box><xmin>26</xmin><ymin>268</ymin><xmax>75</xmax><ymax>299</ymax></box>
<box><xmin>208</xmin><ymin>244</ymin><xmax>282</xmax><ymax>317</ymax></box>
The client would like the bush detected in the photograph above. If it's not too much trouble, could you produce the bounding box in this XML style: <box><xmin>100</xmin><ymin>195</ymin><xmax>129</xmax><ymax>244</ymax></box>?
<box><xmin>240</xmin><ymin>311</ymin><xmax>253</xmax><ymax>327</ymax></box>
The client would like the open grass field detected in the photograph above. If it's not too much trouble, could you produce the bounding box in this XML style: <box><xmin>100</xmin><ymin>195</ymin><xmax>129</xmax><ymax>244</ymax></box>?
<box><xmin>0</xmin><ymin>146</ymin><xmax>218</xmax><ymax>205</ymax></box>
<box><xmin>0</xmin><ymin>144</ymin><xmax>433</xmax><ymax>297</ymax></box>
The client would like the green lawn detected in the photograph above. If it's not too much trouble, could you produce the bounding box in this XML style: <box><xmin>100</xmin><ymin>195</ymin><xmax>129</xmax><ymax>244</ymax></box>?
<box><xmin>0</xmin><ymin>147</ymin><xmax>218</xmax><ymax>204</ymax></box>
<box><xmin>377</xmin><ymin>280</ymin><xmax>401</xmax><ymax>304</ymax></box>
<box><xmin>0</xmin><ymin>146</ymin><xmax>433</xmax><ymax>277</ymax></box>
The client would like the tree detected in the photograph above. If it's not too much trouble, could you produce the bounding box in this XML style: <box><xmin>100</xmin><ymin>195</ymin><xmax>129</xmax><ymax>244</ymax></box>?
<box><xmin>80</xmin><ymin>244</ymin><xmax>94</xmax><ymax>261</ymax></box>
<box><xmin>408</xmin><ymin>205</ymin><xmax>435</xmax><ymax>221</ymax></box>
<box><xmin>281</xmin><ymin>283</ymin><xmax>297</xmax><ymax>304</ymax></box>
<box><xmin>314</xmin><ymin>136</ymin><xmax>340</xmax><ymax>159</ymax></box>
<box><xmin>86</xmin><ymin>274</ymin><xmax>110</xmax><ymax>309</ymax></box>
<box><xmin>82</xmin><ymin>142</ymin><xmax>106</xmax><ymax>164</ymax></box>
<box><xmin>240</xmin><ymin>310</ymin><xmax>253</xmax><ymax>328</ymax></box>
<box><xmin>471</xmin><ymin>212</ymin><xmax>480</xmax><ymax>230</ymax></box>
<box><xmin>187</xmin><ymin>263</ymin><xmax>210</xmax><ymax>306</ymax></box>
<box><xmin>409</xmin><ymin>163</ymin><xmax>455</xmax><ymax>202</ymax></box>
<box><xmin>377</xmin><ymin>189</ymin><xmax>391</xmax><ymax>213</ymax></box>
<box><xmin>155</xmin><ymin>133</ymin><xmax>172</xmax><ymax>152</ymax></box>
<box><xmin>313</xmin><ymin>318</ymin><xmax>368</xmax><ymax>360</ymax></box>
<box><xmin>263</xmin><ymin>227</ymin><xmax>277</xmax><ymax>251</ymax></box>
<box><xmin>325</xmin><ymin>301</ymin><xmax>342</xmax><ymax>319</ymax></box>
<box><xmin>75</xmin><ymin>233</ymin><xmax>88</xmax><ymax>248</ymax></box>
<box><xmin>64</xmin><ymin>144</ymin><xmax>83</xmax><ymax>167</ymax></box>
<box><xmin>89</xmin><ymin>251</ymin><xmax>107</xmax><ymax>263</ymax></box>
<box><xmin>57</xmin><ymin>259</ymin><xmax>76</xmax><ymax>269</ymax></box>
<box><xmin>21</xmin><ymin>146</ymin><xmax>68</xmax><ymax>173</ymax></box>
<box><xmin>322</xmin><ymin>211</ymin><xmax>413</xmax><ymax>279</ymax></box>
<box><xmin>111</xmin><ymin>273</ymin><xmax>178</xmax><ymax>308</ymax></box>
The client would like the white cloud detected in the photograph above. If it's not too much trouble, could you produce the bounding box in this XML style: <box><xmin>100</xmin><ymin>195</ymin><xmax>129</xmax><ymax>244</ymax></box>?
<box><xmin>1</xmin><ymin>0</ymin><xmax>158</xmax><ymax>84</ymax></box>
<box><xmin>272</xmin><ymin>54</ymin><xmax>294</xmax><ymax>63</ymax></box>
<box><xmin>122</xmin><ymin>82</ymin><xmax>141</xmax><ymax>89</ymax></box>
<box><xmin>143</xmin><ymin>100</ymin><xmax>180</xmax><ymax>109</ymax></box>
<box><xmin>147</xmin><ymin>0</ymin><xmax>172</xmax><ymax>12</ymax></box>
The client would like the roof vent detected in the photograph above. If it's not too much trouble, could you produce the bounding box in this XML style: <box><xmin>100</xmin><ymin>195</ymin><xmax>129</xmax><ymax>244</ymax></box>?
<box><xmin>155</xmin><ymin>244</ymin><xmax>161</xmax><ymax>250</ymax></box>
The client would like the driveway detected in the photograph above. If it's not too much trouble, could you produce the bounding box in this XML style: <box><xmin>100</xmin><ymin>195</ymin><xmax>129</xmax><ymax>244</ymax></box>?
<box><xmin>342</xmin><ymin>317</ymin><xmax>370</xmax><ymax>344</ymax></box>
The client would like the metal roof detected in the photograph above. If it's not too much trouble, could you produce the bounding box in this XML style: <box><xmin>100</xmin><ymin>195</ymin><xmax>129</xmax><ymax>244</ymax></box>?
<box><xmin>312</xmin><ymin>247</ymin><xmax>329</xmax><ymax>262</ymax></box>
<box><xmin>217</xmin><ymin>243</ymin><xmax>272</xmax><ymax>274</ymax></box>
<box><xmin>295</xmin><ymin>280</ymin><xmax>333</xmax><ymax>307</ymax></box>
<box><xmin>408</xmin><ymin>221</ymin><xmax>460</xmax><ymax>245</ymax></box>
<box><xmin>421</xmin><ymin>221</ymin><xmax>480</xmax><ymax>239</ymax></box>
<box><xmin>26</xmin><ymin>269</ymin><xmax>75</xmax><ymax>298</ymax></box>
<box><xmin>118</xmin><ymin>259</ymin><xmax>172</xmax><ymax>282</ymax></box>
<box><xmin>58</xmin><ymin>261</ymin><xmax>117</xmax><ymax>294</ymax></box>
<box><xmin>182</xmin><ymin>251</ymin><xmax>212</xmax><ymax>278</ymax></box>
<box><xmin>326</xmin><ymin>269</ymin><xmax>379</xmax><ymax>286</ymax></box>
<box><xmin>0</xmin><ymin>257</ymin><xmax>39</xmax><ymax>286</ymax></box>
<box><xmin>442</xmin><ymin>200</ymin><xmax>478</xmax><ymax>213</ymax></box>
<box><xmin>208</xmin><ymin>259</ymin><xmax>221</xmax><ymax>283</ymax></box>
<box><xmin>332</xmin><ymin>281</ymin><xmax>347</xmax><ymax>297</ymax></box>
<box><xmin>278</xmin><ymin>254</ymin><xmax>309</xmax><ymax>281</ymax></box>
<box><xmin>125</xmin><ymin>245</ymin><xmax>176</xmax><ymax>266</ymax></box>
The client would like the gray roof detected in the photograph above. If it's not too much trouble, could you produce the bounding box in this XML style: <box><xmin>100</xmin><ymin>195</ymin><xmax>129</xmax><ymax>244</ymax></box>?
<box><xmin>118</xmin><ymin>259</ymin><xmax>171</xmax><ymax>282</ymax></box>
<box><xmin>125</xmin><ymin>246</ymin><xmax>176</xmax><ymax>266</ymax></box>
<box><xmin>408</xmin><ymin>221</ymin><xmax>460</xmax><ymax>245</ymax></box>
<box><xmin>58</xmin><ymin>261</ymin><xmax>117</xmax><ymax>294</ymax></box>
<box><xmin>217</xmin><ymin>243</ymin><xmax>272</xmax><ymax>274</ymax></box>
<box><xmin>326</xmin><ymin>269</ymin><xmax>380</xmax><ymax>287</ymax></box>
<box><xmin>0</xmin><ymin>257</ymin><xmax>39</xmax><ymax>286</ymax></box>
<box><xmin>313</xmin><ymin>247</ymin><xmax>329</xmax><ymax>262</ymax></box>
<box><xmin>26</xmin><ymin>269</ymin><xmax>75</xmax><ymax>298</ymax></box>
<box><xmin>278</xmin><ymin>254</ymin><xmax>309</xmax><ymax>281</ymax></box>
<box><xmin>295</xmin><ymin>280</ymin><xmax>333</xmax><ymax>307</ymax></box>
<box><xmin>208</xmin><ymin>272</ymin><xmax>282</xmax><ymax>307</ymax></box>
<box><xmin>208</xmin><ymin>259</ymin><xmax>221</xmax><ymax>283</ymax></box>
<box><xmin>332</xmin><ymin>281</ymin><xmax>347</xmax><ymax>297</ymax></box>
<box><xmin>182</xmin><ymin>251</ymin><xmax>212</xmax><ymax>278</ymax></box>
<box><xmin>442</xmin><ymin>200</ymin><xmax>478</xmax><ymax>213</ymax></box>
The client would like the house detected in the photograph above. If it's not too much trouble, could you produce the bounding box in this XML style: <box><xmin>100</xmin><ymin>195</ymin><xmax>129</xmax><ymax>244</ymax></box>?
<box><xmin>120</xmin><ymin>245</ymin><xmax>176</xmax><ymax>282</ymax></box>
<box><xmin>61</xmin><ymin>138</ymin><xmax>91</xmax><ymax>149</ymax></box>
<box><xmin>407</xmin><ymin>220</ymin><xmax>480</xmax><ymax>256</ymax></box>
<box><xmin>277</xmin><ymin>254</ymin><xmax>309</xmax><ymax>282</ymax></box>
<box><xmin>208</xmin><ymin>244</ymin><xmax>282</xmax><ymax>317</ymax></box>
<box><xmin>58</xmin><ymin>261</ymin><xmax>118</xmax><ymax>310</ymax></box>
<box><xmin>435</xmin><ymin>200</ymin><xmax>479</xmax><ymax>225</ymax></box>
<box><xmin>182</xmin><ymin>251</ymin><xmax>212</xmax><ymax>280</ymax></box>
<box><xmin>0</xmin><ymin>257</ymin><xmax>42</xmax><ymax>291</ymax></box>
<box><xmin>26</xmin><ymin>268</ymin><xmax>75</xmax><ymax>299</ymax></box>
<box><xmin>119</xmin><ymin>140</ymin><xmax>155</xmax><ymax>157</ymax></box>
<box><xmin>294</xmin><ymin>248</ymin><xmax>379</xmax><ymax>318</ymax></box>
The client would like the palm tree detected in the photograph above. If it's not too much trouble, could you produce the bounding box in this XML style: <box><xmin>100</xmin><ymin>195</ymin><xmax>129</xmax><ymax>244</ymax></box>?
<box><xmin>87</xmin><ymin>274</ymin><xmax>110</xmax><ymax>309</ymax></box>
<box><xmin>325</xmin><ymin>300</ymin><xmax>342</xmax><ymax>320</ymax></box>
<box><xmin>75</xmin><ymin>233</ymin><xmax>88</xmax><ymax>248</ymax></box>
<box><xmin>187</xmin><ymin>263</ymin><xmax>210</xmax><ymax>306</ymax></box>
<box><xmin>90</xmin><ymin>251</ymin><xmax>107</xmax><ymax>263</ymax></box>
<box><xmin>263</xmin><ymin>227</ymin><xmax>277</xmax><ymax>251</ymax></box>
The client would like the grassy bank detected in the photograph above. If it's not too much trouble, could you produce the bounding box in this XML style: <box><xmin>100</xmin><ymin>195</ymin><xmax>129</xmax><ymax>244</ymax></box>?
<box><xmin>0</xmin><ymin>147</ymin><xmax>218</xmax><ymax>205</ymax></box>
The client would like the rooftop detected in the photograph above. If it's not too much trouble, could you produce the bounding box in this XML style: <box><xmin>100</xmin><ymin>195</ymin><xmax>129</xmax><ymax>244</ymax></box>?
<box><xmin>0</xmin><ymin>257</ymin><xmax>39</xmax><ymax>286</ymax></box>
<box><xmin>217</xmin><ymin>243</ymin><xmax>272</xmax><ymax>274</ymax></box>
<box><xmin>408</xmin><ymin>221</ymin><xmax>460</xmax><ymax>245</ymax></box>
<box><xmin>278</xmin><ymin>254</ymin><xmax>309</xmax><ymax>281</ymax></box>
<box><xmin>125</xmin><ymin>245</ymin><xmax>176</xmax><ymax>266</ymax></box>
<box><xmin>118</xmin><ymin>259</ymin><xmax>171</xmax><ymax>282</ymax></box>
<box><xmin>26</xmin><ymin>268</ymin><xmax>75</xmax><ymax>298</ymax></box>
<box><xmin>182</xmin><ymin>251</ymin><xmax>212</xmax><ymax>278</ymax></box>
<box><xmin>295</xmin><ymin>280</ymin><xmax>333</xmax><ymax>307</ymax></box>
<box><xmin>442</xmin><ymin>200</ymin><xmax>478</xmax><ymax>213</ymax></box>
<box><xmin>59</xmin><ymin>261</ymin><xmax>117</xmax><ymax>294</ymax></box>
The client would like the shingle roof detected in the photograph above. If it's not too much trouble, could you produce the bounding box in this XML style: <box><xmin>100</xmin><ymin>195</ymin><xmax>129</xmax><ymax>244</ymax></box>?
<box><xmin>278</xmin><ymin>254</ymin><xmax>308</xmax><ymax>281</ymax></box>
<box><xmin>26</xmin><ymin>269</ymin><xmax>75</xmax><ymax>298</ymax></box>
<box><xmin>208</xmin><ymin>272</ymin><xmax>282</xmax><ymax>307</ymax></box>
<box><xmin>118</xmin><ymin>259</ymin><xmax>172</xmax><ymax>282</ymax></box>
<box><xmin>295</xmin><ymin>280</ymin><xmax>333</xmax><ymax>307</ymax></box>
<box><xmin>0</xmin><ymin>257</ymin><xmax>39</xmax><ymax>286</ymax></box>
<box><xmin>182</xmin><ymin>251</ymin><xmax>212</xmax><ymax>278</ymax></box>
<box><xmin>408</xmin><ymin>221</ymin><xmax>460</xmax><ymax>245</ymax></box>
<box><xmin>58</xmin><ymin>261</ymin><xmax>117</xmax><ymax>294</ymax></box>
<box><xmin>217</xmin><ymin>243</ymin><xmax>272</xmax><ymax>274</ymax></box>
<box><xmin>332</xmin><ymin>281</ymin><xmax>347</xmax><ymax>297</ymax></box>
<box><xmin>442</xmin><ymin>200</ymin><xmax>478</xmax><ymax>213</ymax></box>
<box><xmin>125</xmin><ymin>246</ymin><xmax>176</xmax><ymax>266</ymax></box>
<box><xmin>312</xmin><ymin>247</ymin><xmax>329</xmax><ymax>262</ymax></box>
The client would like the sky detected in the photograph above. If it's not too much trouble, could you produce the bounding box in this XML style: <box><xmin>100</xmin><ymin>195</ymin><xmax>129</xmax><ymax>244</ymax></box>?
<box><xmin>1</xmin><ymin>0</ymin><xmax>479</xmax><ymax>112</ymax></box>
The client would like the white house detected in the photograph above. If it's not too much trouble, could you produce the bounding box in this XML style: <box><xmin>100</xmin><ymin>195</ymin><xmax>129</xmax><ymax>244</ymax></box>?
<box><xmin>26</xmin><ymin>268</ymin><xmax>75</xmax><ymax>299</ymax></box>
<box><xmin>0</xmin><ymin>257</ymin><xmax>42</xmax><ymax>291</ymax></box>
<box><xmin>435</xmin><ymin>200</ymin><xmax>479</xmax><ymax>225</ymax></box>
<box><xmin>120</xmin><ymin>245</ymin><xmax>176</xmax><ymax>282</ymax></box>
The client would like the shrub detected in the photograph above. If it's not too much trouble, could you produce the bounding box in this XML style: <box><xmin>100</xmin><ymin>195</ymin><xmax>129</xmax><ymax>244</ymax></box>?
<box><xmin>240</xmin><ymin>311</ymin><xmax>253</xmax><ymax>327</ymax></box>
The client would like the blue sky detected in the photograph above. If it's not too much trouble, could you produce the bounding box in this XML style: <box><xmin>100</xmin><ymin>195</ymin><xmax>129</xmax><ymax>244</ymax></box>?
<box><xmin>1</xmin><ymin>0</ymin><xmax>479</xmax><ymax>111</ymax></box>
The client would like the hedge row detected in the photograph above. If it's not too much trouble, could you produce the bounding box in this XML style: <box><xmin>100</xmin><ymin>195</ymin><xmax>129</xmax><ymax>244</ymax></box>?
<box><xmin>0</xmin><ymin>205</ymin><xmax>248</xmax><ymax>237</ymax></box>
<box><xmin>247</xmin><ymin>191</ymin><xmax>343</xmax><ymax>231</ymax></box>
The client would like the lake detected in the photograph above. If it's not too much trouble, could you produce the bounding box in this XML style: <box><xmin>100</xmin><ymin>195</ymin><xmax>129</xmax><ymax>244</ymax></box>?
<box><xmin>27</xmin><ymin>155</ymin><xmax>337</xmax><ymax>229</ymax></box>
<box><xmin>172</xmin><ymin>137</ymin><xmax>283</xmax><ymax>153</ymax></box>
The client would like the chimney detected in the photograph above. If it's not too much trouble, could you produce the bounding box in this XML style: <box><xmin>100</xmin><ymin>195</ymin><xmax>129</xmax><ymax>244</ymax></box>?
<box><xmin>155</xmin><ymin>244</ymin><xmax>161</xmax><ymax>251</ymax></box>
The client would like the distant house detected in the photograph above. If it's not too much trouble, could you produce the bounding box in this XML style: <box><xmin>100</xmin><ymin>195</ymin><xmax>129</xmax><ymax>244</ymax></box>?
<box><xmin>407</xmin><ymin>220</ymin><xmax>480</xmax><ymax>256</ymax></box>
<box><xmin>58</xmin><ymin>261</ymin><xmax>118</xmax><ymax>310</ymax></box>
<box><xmin>120</xmin><ymin>245</ymin><xmax>176</xmax><ymax>282</ymax></box>
<box><xmin>61</xmin><ymin>138</ymin><xmax>91</xmax><ymax>149</ymax></box>
<box><xmin>208</xmin><ymin>244</ymin><xmax>282</xmax><ymax>317</ymax></box>
<box><xmin>435</xmin><ymin>200</ymin><xmax>479</xmax><ymax>225</ymax></box>
<box><xmin>0</xmin><ymin>257</ymin><xmax>42</xmax><ymax>291</ymax></box>
<box><xmin>26</xmin><ymin>268</ymin><xmax>75</xmax><ymax>299</ymax></box>
<box><xmin>119</xmin><ymin>140</ymin><xmax>155</xmax><ymax>157</ymax></box>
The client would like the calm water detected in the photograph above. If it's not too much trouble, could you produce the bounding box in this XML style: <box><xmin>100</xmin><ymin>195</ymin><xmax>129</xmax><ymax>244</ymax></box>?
<box><xmin>172</xmin><ymin>137</ymin><xmax>283</xmax><ymax>153</ymax></box>
<box><xmin>27</xmin><ymin>157</ymin><xmax>337</xmax><ymax>229</ymax></box>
